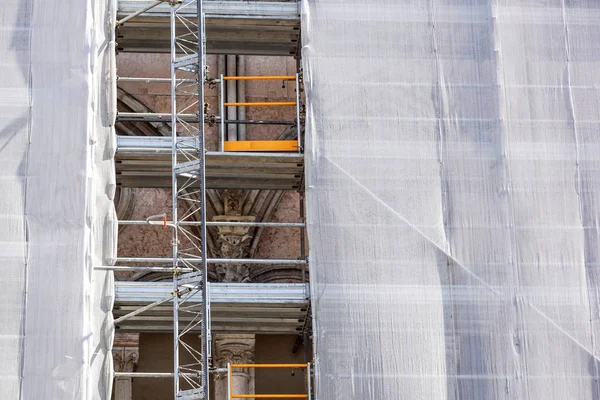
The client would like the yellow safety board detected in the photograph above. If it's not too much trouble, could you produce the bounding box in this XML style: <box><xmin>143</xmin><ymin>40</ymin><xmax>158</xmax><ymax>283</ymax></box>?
<box><xmin>223</xmin><ymin>140</ymin><xmax>299</xmax><ymax>152</ymax></box>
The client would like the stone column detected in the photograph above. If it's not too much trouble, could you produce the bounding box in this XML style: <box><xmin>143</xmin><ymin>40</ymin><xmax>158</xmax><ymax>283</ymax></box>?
<box><xmin>213</xmin><ymin>334</ymin><xmax>256</xmax><ymax>400</ymax></box>
<box><xmin>210</xmin><ymin>191</ymin><xmax>258</xmax><ymax>400</ymax></box>
<box><xmin>112</xmin><ymin>334</ymin><xmax>139</xmax><ymax>400</ymax></box>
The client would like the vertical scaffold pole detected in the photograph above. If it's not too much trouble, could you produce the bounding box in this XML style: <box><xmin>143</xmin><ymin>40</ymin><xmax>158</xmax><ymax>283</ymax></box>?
<box><xmin>307</xmin><ymin>362</ymin><xmax>312</xmax><ymax>400</ymax></box>
<box><xmin>227</xmin><ymin>363</ymin><xmax>232</xmax><ymax>400</ymax></box>
<box><xmin>220</xmin><ymin>74</ymin><xmax>225</xmax><ymax>152</ymax></box>
<box><xmin>196</xmin><ymin>0</ymin><xmax>210</xmax><ymax>398</ymax></box>
<box><xmin>295</xmin><ymin>73</ymin><xmax>302</xmax><ymax>153</ymax></box>
<box><xmin>169</xmin><ymin>1</ymin><xmax>180</xmax><ymax>398</ymax></box>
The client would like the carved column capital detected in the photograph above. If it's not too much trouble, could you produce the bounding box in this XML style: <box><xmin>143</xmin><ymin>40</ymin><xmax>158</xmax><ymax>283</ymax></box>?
<box><xmin>214</xmin><ymin>334</ymin><xmax>255</xmax><ymax>366</ymax></box>
<box><xmin>113</xmin><ymin>346</ymin><xmax>139</xmax><ymax>373</ymax></box>
<box><xmin>213</xmin><ymin>334</ymin><xmax>256</xmax><ymax>399</ymax></box>
<box><xmin>214</xmin><ymin>334</ymin><xmax>256</xmax><ymax>381</ymax></box>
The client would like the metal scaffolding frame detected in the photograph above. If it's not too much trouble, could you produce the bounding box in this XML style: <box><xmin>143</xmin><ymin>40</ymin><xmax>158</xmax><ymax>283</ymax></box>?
<box><xmin>218</xmin><ymin>74</ymin><xmax>302</xmax><ymax>153</ymax></box>
<box><xmin>113</xmin><ymin>282</ymin><xmax>310</xmax><ymax>334</ymax></box>
<box><xmin>113</xmin><ymin>1</ymin><xmax>308</xmax><ymax>398</ymax></box>
<box><xmin>116</xmin><ymin>0</ymin><xmax>300</xmax><ymax>55</ymax></box>
<box><xmin>115</xmin><ymin>136</ymin><xmax>305</xmax><ymax>189</ymax></box>
<box><xmin>226</xmin><ymin>363</ymin><xmax>312</xmax><ymax>400</ymax></box>
<box><xmin>166</xmin><ymin>0</ymin><xmax>210</xmax><ymax>398</ymax></box>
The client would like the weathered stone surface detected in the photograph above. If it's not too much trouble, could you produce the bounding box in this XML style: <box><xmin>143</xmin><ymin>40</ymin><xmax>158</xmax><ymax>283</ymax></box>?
<box><xmin>214</xmin><ymin>334</ymin><xmax>256</xmax><ymax>400</ymax></box>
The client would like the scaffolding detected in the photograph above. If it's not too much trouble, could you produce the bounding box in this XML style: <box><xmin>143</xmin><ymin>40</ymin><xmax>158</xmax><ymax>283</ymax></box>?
<box><xmin>108</xmin><ymin>1</ymin><xmax>309</xmax><ymax>399</ymax></box>
<box><xmin>226</xmin><ymin>364</ymin><xmax>312</xmax><ymax>399</ymax></box>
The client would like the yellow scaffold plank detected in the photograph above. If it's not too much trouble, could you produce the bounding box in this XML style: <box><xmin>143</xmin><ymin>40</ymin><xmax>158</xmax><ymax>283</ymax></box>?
<box><xmin>223</xmin><ymin>140</ymin><xmax>298</xmax><ymax>152</ymax></box>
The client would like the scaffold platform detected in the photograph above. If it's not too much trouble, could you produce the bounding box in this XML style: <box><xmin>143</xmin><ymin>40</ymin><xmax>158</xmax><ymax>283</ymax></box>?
<box><xmin>114</xmin><ymin>282</ymin><xmax>309</xmax><ymax>334</ymax></box>
<box><xmin>116</xmin><ymin>136</ymin><xmax>304</xmax><ymax>190</ymax></box>
<box><xmin>117</xmin><ymin>0</ymin><xmax>300</xmax><ymax>55</ymax></box>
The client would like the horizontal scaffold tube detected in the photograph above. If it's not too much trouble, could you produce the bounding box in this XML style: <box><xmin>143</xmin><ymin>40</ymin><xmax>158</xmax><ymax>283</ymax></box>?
<box><xmin>224</xmin><ymin>102</ymin><xmax>296</xmax><ymax>107</ymax></box>
<box><xmin>222</xmin><ymin>75</ymin><xmax>296</xmax><ymax>81</ymax></box>
<box><xmin>115</xmin><ymin>257</ymin><xmax>307</xmax><ymax>265</ymax></box>
<box><xmin>118</xmin><ymin>220</ymin><xmax>305</xmax><ymax>228</ymax></box>
<box><xmin>221</xmin><ymin>119</ymin><xmax>296</xmax><ymax>125</ymax></box>
<box><xmin>95</xmin><ymin>266</ymin><xmax>193</xmax><ymax>272</ymax></box>
<box><xmin>116</xmin><ymin>112</ymin><xmax>198</xmax><ymax>122</ymax></box>
<box><xmin>113</xmin><ymin>369</ymin><xmax>227</xmax><ymax>378</ymax></box>
<box><xmin>114</xmin><ymin>372</ymin><xmax>176</xmax><ymax>378</ymax></box>
<box><xmin>117</xmin><ymin>77</ymin><xmax>197</xmax><ymax>83</ymax></box>
<box><xmin>230</xmin><ymin>364</ymin><xmax>308</xmax><ymax>369</ymax></box>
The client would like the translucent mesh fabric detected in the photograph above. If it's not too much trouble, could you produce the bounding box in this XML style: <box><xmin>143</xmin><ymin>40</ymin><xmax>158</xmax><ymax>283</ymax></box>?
<box><xmin>0</xmin><ymin>0</ymin><xmax>116</xmax><ymax>398</ymax></box>
<box><xmin>303</xmin><ymin>1</ymin><xmax>600</xmax><ymax>398</ymax></box>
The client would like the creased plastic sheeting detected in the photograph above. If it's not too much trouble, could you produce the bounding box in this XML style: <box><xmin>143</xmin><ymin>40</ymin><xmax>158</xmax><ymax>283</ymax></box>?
<box><xmin>0</xmin><ymin>1</ymin><xmax>33</xmax><ymax>397</ymax></box>
<box><xmin>303</xmin><ymin>1</ymin><xmax>600</xmax><ymax>399</ymax></box>
<box><xmin>0</xmin><ymin>0</ymin><xmax>117</xmax><ymax>398</ymax></box>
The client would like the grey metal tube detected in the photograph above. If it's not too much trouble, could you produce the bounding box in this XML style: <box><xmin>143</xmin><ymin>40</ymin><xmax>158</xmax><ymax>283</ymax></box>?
<box><xmin>307</xmin><ymin>363</ymin><xmax>312</xmax><ymax>400</ymax></box>
<box><xmin>211</xmin><ymin>368</ymin><xmax>228</xmax><ymax>373</ymax></box>
<box><xmin>114</xmin><ymin>372</ymin><xmax>201</xmax><ymax>378</ymax></box>
<box><xmin>95</xmin><ymin>266</ymin><xmax>193</xmax><ymax>272</ymax></box>
<box><xmin>295</xmin><ymin>73</ymin><xmax>302</xmax><ymax>152</ymax></box>
<box><xmin>116</xmin><ymin>257</ymin><xmax>308</xmax><ymax>265</ymax></box>
<box><xmin>237</xmin><ymin>55</ymin><xmax>247</xmax><ymax>140</ymax></box>
<box><xmin>219</xmin><ymin>74</ymin><xmax>225</xmax><ymax>152</ymax></box>
<box><xmin>300</xmin><ymin>192</ymin><xmax>306</xmax><ymax>283</ymax></box>
<box><xmin>114</xmin><ymin>293</ymin><xmax>176</xmax><ymax>325</ymax></box>
<box><xmin>218</xmin><ymin>55</ymin><xmax>226</xmax><ymax>152</ymax></box>
<box><xmin>197</xmin><ymin>2</ymin><xmax>210</xmax><ymax>398</ymax></box>
<box><xmin>227</xmin><ymin>363</ymin><xmax>231</xmax><ymax>400</ymax></box>
<box><xmin>117</xmin><ymin>0</ymin><xmax>164</xmax><ymax>26</ymax></box>
<box><xmin>169</xmin><ymin>3</ymin><xmax>180</xmax><ymax>397</ymax></box>
<box><xmin>115</xmin><ymin>372</ymin><xmax>173</xmax><ymax>378</ymax></box>
<box><xmin>118</xmin><ymin>220</ymin><xmax>305</xmax><ymax>228</ymax></box>
<box><xmin>117</xmin><ymin>112</ymin><xmax>198</xmax><ymax>122</ymax></box>
<box><xmin>226</xmin><ymin>55</ymin><xmax>237</xmax><ymax>141</ymax></box>
<box><xmin>118</xmin><ymin>77</ymin><xmax>196</xmax><ymax>83</ymax></box>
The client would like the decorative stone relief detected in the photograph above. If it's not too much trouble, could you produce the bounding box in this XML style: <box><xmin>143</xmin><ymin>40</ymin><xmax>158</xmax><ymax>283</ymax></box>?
<box><xmin>214</xmin><ymin>334</ymin><xmax>255</xmax><ymax>368</ymax></box>
<box><xmin>250</xmin><ymin>265</ymin><xmax>307</xmax><ymax>284</ymax></box>
<box><xmin>213</xmin><ymin>190</ymin><xmax>256</xmax><ymax>282</ymax></box>
<box><xmin>223</xmin><ymin>190</ymin><xmax>244</xmax><ymax>216</ymax></box>
<box><xmin>113</xmin><ymin>346</ymin><xmax>139</xmax><ymax>373</ymax></box>
<box><xmin>213</xmin><ymin>334</ymin><xmax>256</xmax><ymax>400</ymax></box>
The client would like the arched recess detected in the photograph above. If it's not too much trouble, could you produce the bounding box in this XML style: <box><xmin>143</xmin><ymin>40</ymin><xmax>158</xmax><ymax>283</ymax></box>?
<box><xmin>114</xmin><ymin>88</ymin><xmax>170</xmax><ymax>231</ymax></box>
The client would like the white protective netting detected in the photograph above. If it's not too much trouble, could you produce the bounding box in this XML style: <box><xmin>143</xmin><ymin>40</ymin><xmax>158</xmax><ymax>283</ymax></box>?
<box><xmin>0</xmin><ymin>0</ymin><xmax>117</xmax><ymax>398</ymax></box>
<box><xmin>303</xmin><ymin>0</ymin><xmax>600</xmax><ymax>398</ymax></box>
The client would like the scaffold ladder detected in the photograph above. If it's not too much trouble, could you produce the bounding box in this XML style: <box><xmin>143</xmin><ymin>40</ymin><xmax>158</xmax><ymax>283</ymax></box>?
<box><xmin>170</xmin><ymin>0</ymin><xmax>209</xmax><ymax>399</ymax></box>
